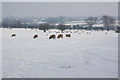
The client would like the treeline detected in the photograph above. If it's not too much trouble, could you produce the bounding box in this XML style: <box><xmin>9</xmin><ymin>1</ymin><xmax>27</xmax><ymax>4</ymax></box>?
<box><xmin>2</xmin><ymin>15</ymin><xmax>120</xmax><ymax>32</ymax></box>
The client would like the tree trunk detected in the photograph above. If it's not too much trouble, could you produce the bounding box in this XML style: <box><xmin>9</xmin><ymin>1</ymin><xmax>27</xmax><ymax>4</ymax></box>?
<box><xmin>61</xmin><ymin>30</ymin><xmax>63</xmax><ymax>33</ymax></box>
<box><xmin>43</xmin><ymin>29</ymin><xmax>46</xmax><ymax>32</ymax></box>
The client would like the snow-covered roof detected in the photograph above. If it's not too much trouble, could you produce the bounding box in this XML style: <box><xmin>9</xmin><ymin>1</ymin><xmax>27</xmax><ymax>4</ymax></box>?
<box><xmin>92</xmin><ymin>24</ymin><xmax>104</xmax><ymax>27</ymax></box>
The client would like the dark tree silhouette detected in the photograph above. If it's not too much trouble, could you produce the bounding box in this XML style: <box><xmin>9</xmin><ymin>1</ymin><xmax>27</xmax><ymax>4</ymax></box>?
<box><xmin>85</xmin><ymin>17</ymin><xmax>97</xmax><ymax>30</ymax></box>
<box><xmin>39</xmin><ymin>23</ymin><xmax>49</xmax><ymax>32</ymax></box>
<box><xmin>101</xmin><ymin>15</ymin><xmax>115</xmax><ymax>31</ymax></box>
<box><xmin>57</xmin><ymin>24</ymin><xmax>66</xmax><ymax>32</ymax></box>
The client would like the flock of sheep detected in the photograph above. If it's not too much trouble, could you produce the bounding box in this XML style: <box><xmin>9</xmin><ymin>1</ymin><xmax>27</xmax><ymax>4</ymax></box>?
<box><xmin>48</xmin><ymin>34</ymin><xmax>71</xmax><ymax>39</ymax></box>
<box><xmin>10</xmin><ymin>29</ymin><xmax>111</xmax><ymax>39</ymax></box>
<box><xmin>11</xmin><ymin>33</ymin><xmax>71</xmax><ymax>39</ymax></box>
<box><xmin>10</xmin><ymin>29</ymin><xmax>73</xmax><ymax>39</ymax></box>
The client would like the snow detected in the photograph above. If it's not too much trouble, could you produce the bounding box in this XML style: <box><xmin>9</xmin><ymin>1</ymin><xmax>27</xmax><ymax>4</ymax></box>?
<box><xmin>92</xmin><ymin>24</ymin><xmax>103</xmax><ymax>27</ymax></box>
<box><xmin>0</xmin><ymin>29</ymin><xmax>2</xmax><ymax>79</ymax></box>
<box><xmin>2</xmin><ymin>28</ymin><xmax>118</xmax><ymax>78</ymax></box>
<box><xmin>65</xmin><ymin>21</ymin><xmax>86</xmax><ymax>26</ymax></box>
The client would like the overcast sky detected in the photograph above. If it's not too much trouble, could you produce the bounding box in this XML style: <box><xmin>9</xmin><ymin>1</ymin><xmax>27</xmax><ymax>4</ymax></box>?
<box><xmin>2</xmin><ymin>2</ymin><xmax>118</xmax><ymax>18</ymax></box>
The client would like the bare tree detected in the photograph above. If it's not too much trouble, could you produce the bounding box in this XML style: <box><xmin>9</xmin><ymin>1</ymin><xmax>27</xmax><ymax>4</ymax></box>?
<box><xmin>101</xmin><ymin>15</ymin><xmax>115</xmax><ymax>31</ymax></box>
<box><xmin>94</xmin><ymin>17</ymin><xmax>98</xmax><ymax>23</ymax></box>
<box><xmin>39</xmin><ymin>23</ymin><xmax>49</xmax><ymax>32</ymax></box>
<box><xmin>109</xmin><ymin>16</ymin><xmax>115</xmax><ymax>27</ymax></box>
<box><xmin>57</xmin><ymin>24</ymin><xmax>66</xmax><ymax>32</ymax></box>
<box><xmin>101</xmin><ymin>15</ymin><xmax>109</xmax><ymax>27</ymax></box>
<box><xmin>12</xmin><ymin>20</ymin><xmax>22</xmax><ymax>28</ymax></box>
<box><xmin>85</xmin><ymin>17</ymin><xmax>97</xmax><ymax>30</ymax></box>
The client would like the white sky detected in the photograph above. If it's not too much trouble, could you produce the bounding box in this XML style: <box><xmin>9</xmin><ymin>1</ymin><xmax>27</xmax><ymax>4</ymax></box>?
<box><xmin>1</xmin><ymin>0</ymin><xmax>119</xmax><ymax>18</ymax></box>
<box><xmin>2</xmin><ymin>2</ymin><xmax>118</xmax><ymax>17</ymax></box>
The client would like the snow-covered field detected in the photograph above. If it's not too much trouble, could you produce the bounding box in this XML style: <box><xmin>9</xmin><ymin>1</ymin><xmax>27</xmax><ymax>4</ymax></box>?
<box><xmin>0</xmin><ymin>29</ymin><xmax>2</xmax><ymax>79</ymax></box>
<box><xmin>2</xmin><ymin>28</ymin><xmax>118</xmax><ymax>78</ymax></box>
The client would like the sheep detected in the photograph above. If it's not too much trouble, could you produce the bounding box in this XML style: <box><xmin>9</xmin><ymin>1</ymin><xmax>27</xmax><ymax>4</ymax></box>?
<box><xmin>49</xmin><ymin>34</ymin><xmax>56</xmax><ymax>39</ymax></box>
<box><xmin>11</xmin><ymin>34</ymin><xmax>16</xmax><ymax>37</ymax></box>
<box><xmin>82</xmin><ymin>31</ymin><xmax>84</xmax><ymax>33</ymax></box>
<box><xmin>66</xmin><ymin>31</ymin><xmax>69</xmax><ymax>33</ymax></box>
<box><xmin>33</xmin><ymin>34</ymin><xmax>38</xmax><ymax>39</ymax></box>
<box><xmin>116</xmin><ymin>30</ymin><xmax>120</xmax><ymax>33</ymax></box>
<box><xmin>74</xmin><ymin>31</ymin><xmax>77</xmax><ymax>33</ymax></box>
<box><xmin>46</xmin><ymin>34</ymin><xmax>48</xmax><ymax>36</ymax></box>
<box><xmin>89</xmin><ymin>32</ymin><xmax>91</xmax><ymax>34</ymax></box>
<box><xmin>56</xmin><ymin>31</ymin><xmax>60</xmax><ymax>33</ymax></box>
<box><xmin>57</xmin><ymin>34</ymin><xmax>63</xmax><ymax>39</ymax></box>
<box><xmin>70</xmin><ymin>31</ymin><xmax>72</xmax><ymax>33</ymax></box>
<box><xmin>66</xmin><ymin>34</ymin><xmax>71</xmax><ymax>37</ymax></box>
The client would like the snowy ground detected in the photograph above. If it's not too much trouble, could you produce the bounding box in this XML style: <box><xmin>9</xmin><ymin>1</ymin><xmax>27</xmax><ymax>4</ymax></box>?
<box><xmin>0</xmin><ymin>29</ymin><xmax>2</xmax><ymax>79</ymax></box>
<box><xmin>2</xmin><ymin>28</ymin><xmax>118</xmax><ymax>78</ymax></box>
